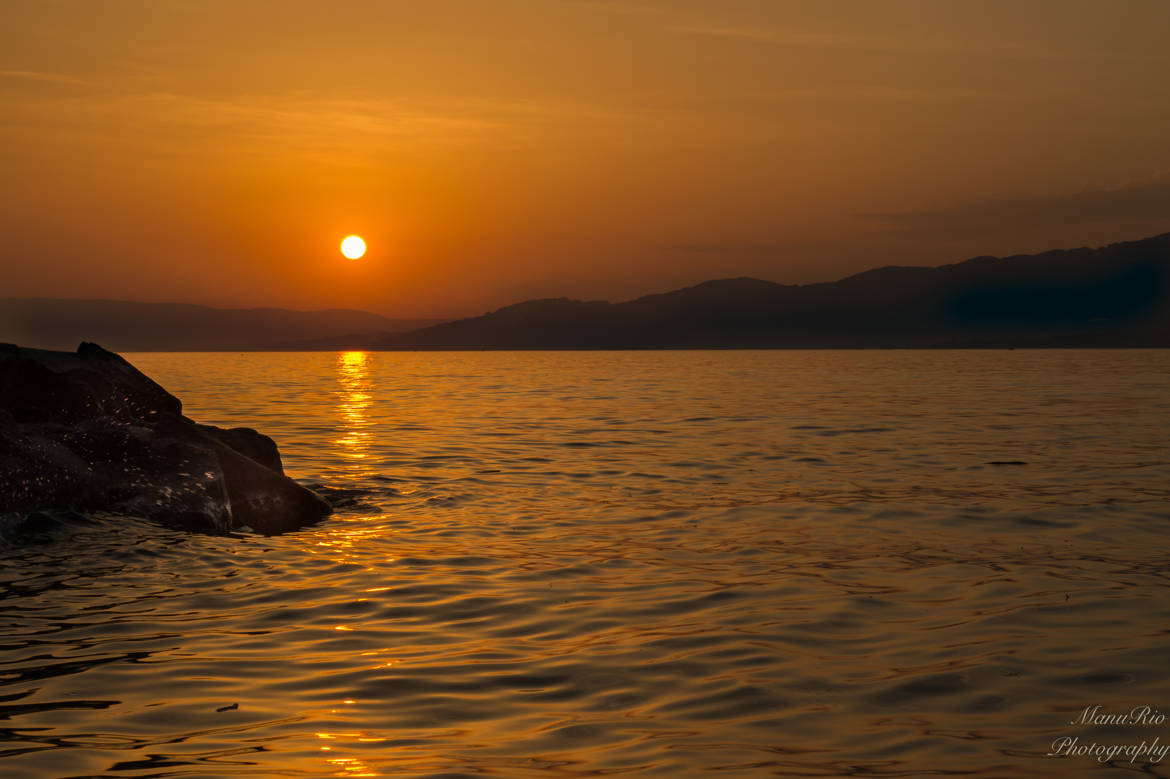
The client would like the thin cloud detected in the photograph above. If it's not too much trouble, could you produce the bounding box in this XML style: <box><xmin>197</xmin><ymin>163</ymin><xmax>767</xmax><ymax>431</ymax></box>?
<box><xmin>0</xmin><ymin>84</ymin><xmax>641</xmax><ymax>161</ymax></box>
<box><xmin>0</xmin><ymin>70</ymin><xmax>91</xmax><ymax>86</ymax></box>
<box><xmin>559</xmin><ymin>0</ymin><xmax>665</xmax><ymax>15</ymax></box>
<box><xmin>660</xmin><ymin>242</ymin><xmax>789</xmax><ymax>255</ymax></box>
<box><xmin>671</xmin><ymin>25</ymin><xmax>851</xmax><ymax>49</ymax></box>
<box><xmin>671</xmin><ymin>24</ymin><xmax>1080</xmax><ymax>61</ymax></box>
<box><xmin>0</xmin><ymin>70</ymin><xmax>98</xmax><ymax>98</ymax></box>
<box><xmin>861</xmin><ymin>174</ymin><xmax>1170</xmax><ymax>239</ymax></box>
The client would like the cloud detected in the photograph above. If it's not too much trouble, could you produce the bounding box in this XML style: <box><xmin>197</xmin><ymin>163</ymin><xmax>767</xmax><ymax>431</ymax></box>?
<box><xmin>861</xmin><ymin>174</ymin><xmax>1170</xmax><ymax>239</ymax></box>
<box><xmin>0</xmin><ymin>69</ymin><xmax>96</xmax><ymax>96</ymax></box>
<box><xmin>671</xmin><ymin>25</ymin><xmax>852</xmax><ymax>49</ymax></box>
<box><xmin>0</xmin><ymin>70</ymin><xmax>89</xmax><ymax>86</ymax></box>
<box><xmin>659</xmin><ymin>241</ymin><xmax>789</xmax><ymax>255</ymax></box>
<box><xmin>558</xmin><ymin>0</ymin><xmax>664</xmax><ymax>15</ymax></box>
<box><xmin>670</xmin><ymin>24</ymin><xmax>1080</xmax><ymax>61</ymax></box>
<box><xmin>0</xmin><ymin>85</ymin><xmax>562</xmax><ymax>159</ymax></box>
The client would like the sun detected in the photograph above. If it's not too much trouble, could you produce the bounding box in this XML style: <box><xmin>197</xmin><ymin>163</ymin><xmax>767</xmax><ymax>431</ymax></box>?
<box><xmin>340</xmin><ymin>235</ymin><xmax>366</xmax><ymax>260</ymax></box>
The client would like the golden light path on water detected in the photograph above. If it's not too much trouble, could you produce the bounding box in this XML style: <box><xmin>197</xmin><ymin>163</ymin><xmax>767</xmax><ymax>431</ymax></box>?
<box><xmin>336</xmin><ymin>351</ymin><xmax>373</xmax><ymax>473</ymax></box>
<box><xmin>314</xmin><ymin>351</ymin><xmax>385</xmax><ymax>776</ymax></box>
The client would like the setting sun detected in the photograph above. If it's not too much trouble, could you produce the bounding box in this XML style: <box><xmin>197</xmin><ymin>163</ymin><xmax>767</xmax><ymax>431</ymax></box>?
<box><xmin>340</xmin><ymin>235</ymin><xmax>366</xmax><ymax>260</ymax></box>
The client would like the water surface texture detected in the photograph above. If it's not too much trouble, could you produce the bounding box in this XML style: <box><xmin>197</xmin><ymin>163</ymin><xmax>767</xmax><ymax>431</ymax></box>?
<box><xmin>3</xmin><ymin>350</ymin><xmax>1170</xmax><ymax>778</ymax></box>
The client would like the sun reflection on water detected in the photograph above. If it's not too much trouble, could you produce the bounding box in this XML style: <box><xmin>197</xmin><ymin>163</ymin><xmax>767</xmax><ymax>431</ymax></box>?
<box><xmin>310</xmin><ymin>350</ymin><xmax>397</xmax><ymax>568</ymax></box>
<box><xmin>318</xmin><ymin>732</ymin><xmax>383</xmax><ymax>777</ymax></box>
<box><xmin>335</xmin><ymin>351</ymin><xmax>373</xmax><ymax>473</ymax></box>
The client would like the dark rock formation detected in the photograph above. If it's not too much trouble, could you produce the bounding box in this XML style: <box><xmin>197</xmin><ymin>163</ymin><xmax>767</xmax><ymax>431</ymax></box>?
<box><xmin>0</xmin><ymin>342</ymin><xmax>331</xmax><ymax>534</ymax></box>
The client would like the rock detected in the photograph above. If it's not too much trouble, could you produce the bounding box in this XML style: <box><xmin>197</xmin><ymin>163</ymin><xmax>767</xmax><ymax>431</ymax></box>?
<box><xmin>198</xmin><ymin>424</ymin><xmax>283</xmax><ymax>472</ymax></box>
<box><xmin>0</xmin><ymin>342</ymin><xmax>331</xmax><ymax>534</ymax></box>
<box><xmin>0</xmin><ymin>509</ymin><xmax>95</xmax><ymax>545</ymax></box>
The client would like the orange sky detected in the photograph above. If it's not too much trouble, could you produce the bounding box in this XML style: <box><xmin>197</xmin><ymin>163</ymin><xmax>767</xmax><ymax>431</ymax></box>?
<box><xmin>3</xmin><ymin>0</ymin><xmax>1170</xmax><ymax>318</ymax></box>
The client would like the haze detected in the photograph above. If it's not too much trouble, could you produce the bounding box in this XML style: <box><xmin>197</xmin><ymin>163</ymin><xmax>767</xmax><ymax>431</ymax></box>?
<box><xmin>3</xmin><ymin>0</ymin><xmax>1170</xmax><ymax>318</ymax></box>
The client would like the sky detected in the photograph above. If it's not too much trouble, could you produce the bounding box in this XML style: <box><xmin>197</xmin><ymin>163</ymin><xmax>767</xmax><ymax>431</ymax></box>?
<box><xmin>3</xmin><ymin>0</ymin><xmax>1170</xmax><ymax>318</ymax></box>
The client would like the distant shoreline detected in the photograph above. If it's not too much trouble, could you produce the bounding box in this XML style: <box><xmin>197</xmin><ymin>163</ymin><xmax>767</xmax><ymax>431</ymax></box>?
<box><xmin>6</xmin><ymin>231</ymin><xmax>1169</xmax><ymax>352</ymax></box>
<box><xmin>112</xmin><ymin>345</ymin><xmax>1170</xmax><ymax>353</ymax></box>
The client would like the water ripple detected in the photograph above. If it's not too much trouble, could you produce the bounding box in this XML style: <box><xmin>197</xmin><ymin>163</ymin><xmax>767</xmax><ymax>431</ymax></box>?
<box><xmin>1</xmin><ymin>350</ymin><xmax>1168</xmax><ymax>777</ymax></box>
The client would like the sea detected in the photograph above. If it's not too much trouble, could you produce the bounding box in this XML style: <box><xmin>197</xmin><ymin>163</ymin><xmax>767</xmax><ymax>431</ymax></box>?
<box><xmin>2</xmin><ymin>350</ymin><xmax>1169</xmax><ymax>778</ymax></box>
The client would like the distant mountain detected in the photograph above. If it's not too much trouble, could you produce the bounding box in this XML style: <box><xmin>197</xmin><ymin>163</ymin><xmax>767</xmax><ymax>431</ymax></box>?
<box><xmin>375</xmin><ymin>233</ymin><xmax>1170</xmax><ymax>349</ymax></box>
<box><xmin>7</xmin><ymin>233</ymin><xmax>1169</xmax><ymax>351</ymax></box>
<box><xmin>0</xmin><ymin>299</ymin><xmax>444</xmax><ymax>351</ymax></box>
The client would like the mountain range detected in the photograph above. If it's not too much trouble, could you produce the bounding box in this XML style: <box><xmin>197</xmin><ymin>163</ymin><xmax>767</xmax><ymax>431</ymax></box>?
<box><xmin>0</xmin><ymin>299</ymin><xmax>441</xmax><ymax>352</ymax></box>
<box><xmin>4</xmin><ymin>232</ymin><xmax>1169</xmax><ymax>350</ymax></box>
<box><xmin>376</xmin><ymin>233</ymin><xmax>1170</xmax><ymax>349</ymax></box>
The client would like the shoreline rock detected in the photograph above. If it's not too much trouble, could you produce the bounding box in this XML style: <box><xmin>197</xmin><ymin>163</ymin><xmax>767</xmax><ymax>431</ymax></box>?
<box><xmin>0</xmin><ymin>342</ymin><xmax>331</xmax><ymax>535</ymax></box>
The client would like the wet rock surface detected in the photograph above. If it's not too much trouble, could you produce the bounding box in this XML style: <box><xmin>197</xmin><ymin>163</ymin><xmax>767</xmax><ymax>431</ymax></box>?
<box><xmin>0</xmin><ymin>342</ymin><xmax>331</xmax><ymax>535</ymax></box>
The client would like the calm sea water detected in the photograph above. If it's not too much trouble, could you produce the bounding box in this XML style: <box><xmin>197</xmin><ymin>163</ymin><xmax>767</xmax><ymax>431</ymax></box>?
<box><xmin>3</xmin><ymin>350</ymin><xmax>1170</xmax><ymax>778</ymax></box>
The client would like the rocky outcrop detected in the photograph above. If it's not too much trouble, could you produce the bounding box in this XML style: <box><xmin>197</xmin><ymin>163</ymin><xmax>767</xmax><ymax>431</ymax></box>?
<box><xmin>0</xmin><ymin>342</ymin><xmax>331</xmax><ymax>534</ymax></box>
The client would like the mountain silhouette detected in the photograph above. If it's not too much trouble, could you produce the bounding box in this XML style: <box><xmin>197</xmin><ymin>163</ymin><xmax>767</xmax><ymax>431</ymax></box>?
<box><xmin>6</xmin><ymin>233</ymin><xmax>1168</xmax><ymax>351</ymax></box>
<box><xmin>375</xmin><ymin>233</ymin><xmax>1170</xmax><ymax>349</ymax></box>
<box><xmin>0</xmin><ymin>299</ymin><xmax>443</xmax><ymax>351</ymax></box>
